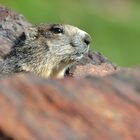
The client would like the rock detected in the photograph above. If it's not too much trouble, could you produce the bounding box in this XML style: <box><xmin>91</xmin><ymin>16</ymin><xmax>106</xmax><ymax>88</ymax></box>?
<box><xmin>0</xmin><ymin>6</ymin><xmax>31</xmax><ymax>57</ymax></box>
<box><xmin>68</xmin><ymin>62</ymin><xmax>118</xmax><ymax>78</ymax></box>
<box><xmin>1</xmin><ymin>6</ymin><xmax>138</xmax><ymax>140</ymax></box>
<box><xmin>0</xmin><ymin>68</ymin><xmax>140</xmax><ymax>140</ymax></box>
<box><xmin>66</xmin><ymin>50</ymin><xmax>118</xmax><ymax>77</ymax></box>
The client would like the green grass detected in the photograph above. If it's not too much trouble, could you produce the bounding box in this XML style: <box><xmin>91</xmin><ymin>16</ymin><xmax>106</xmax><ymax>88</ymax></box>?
<box><xmin>0</xmin><ymin>0</ymin><xmax>140</xmax><ymax>66</ymax></box>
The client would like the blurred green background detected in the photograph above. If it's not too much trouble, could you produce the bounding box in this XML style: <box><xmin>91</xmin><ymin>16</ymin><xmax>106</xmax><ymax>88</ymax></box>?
<box><xmin>0</xmin><ymin>0</ymin><xmax>140</xmax><ymax>66</ymax></box>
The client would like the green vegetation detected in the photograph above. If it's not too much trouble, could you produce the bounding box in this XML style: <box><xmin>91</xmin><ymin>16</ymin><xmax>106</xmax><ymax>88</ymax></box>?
<box><xmin>0</xmin><ymin>0</ymin><xmax>140</xmax><ymax>66</ymax></box>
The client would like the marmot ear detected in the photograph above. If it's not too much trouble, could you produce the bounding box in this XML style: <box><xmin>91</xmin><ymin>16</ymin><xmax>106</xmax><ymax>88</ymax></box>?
<box><xmin>14</xmin><ymin>32</ymin><xmax>27</xmax><ymax>46</ymax></box>
<box><xmin>25</xmin><ymin>27</ymin><xmax>38</xmax><ymax>40</ymax></box>
<box><xmin>19</xmin><ymin>32</ymin><xmax>26</xmax><ymax>41</ymax></box>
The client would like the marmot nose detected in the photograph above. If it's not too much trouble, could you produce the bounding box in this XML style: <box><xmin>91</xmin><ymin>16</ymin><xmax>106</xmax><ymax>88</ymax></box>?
<box><xmin>83</xmin><ymin>34</ymin><xmax>91</xmax><ymax>46</ymax></box>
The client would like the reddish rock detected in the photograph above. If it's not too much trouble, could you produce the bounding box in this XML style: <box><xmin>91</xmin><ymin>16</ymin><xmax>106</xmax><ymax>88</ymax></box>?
<box><xmin>70</xmin><ymin>63</ymin><xmax>119</xmax><ymax>78</ymax></box>
<box><xmin>0</xmin><ymin>68</ymin><xmax>140</xmax><ymax>140</ymax></box>
<box><xmin>66</xmin><ymin>51</ymin><xmax>118</xmax><ymax>77</ymax></box>
<box><xmin>1</xmin><ymin>6</ymin><xmax>139</xmax><ymax>140</ymax></box>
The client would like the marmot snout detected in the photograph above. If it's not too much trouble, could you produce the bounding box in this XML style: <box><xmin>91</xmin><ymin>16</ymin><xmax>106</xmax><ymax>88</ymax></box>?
<box><xmin>0</xmin><ymin>24</ymin><xmax>91</xmax><ymax>78</ymax></box>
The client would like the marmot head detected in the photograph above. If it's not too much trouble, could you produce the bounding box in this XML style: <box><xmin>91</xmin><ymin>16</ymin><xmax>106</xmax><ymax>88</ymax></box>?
<box><xmin>4</xmin><ymin>24</ymin><xmax>91</xmax><ymax>78</ymax></box>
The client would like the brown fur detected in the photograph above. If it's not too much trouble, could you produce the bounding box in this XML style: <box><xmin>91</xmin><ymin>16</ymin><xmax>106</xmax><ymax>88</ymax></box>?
<box><xmin>0</xmin><ymin>24</ymin><xmax>91</xmax><ymax>78</ymax></box>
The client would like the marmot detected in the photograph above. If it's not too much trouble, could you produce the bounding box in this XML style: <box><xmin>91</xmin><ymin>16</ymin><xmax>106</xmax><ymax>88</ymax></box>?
<box><xmin>0</xmin><ymin>24</ymin><xmax>91</xmax><ymax>78</ymax></box>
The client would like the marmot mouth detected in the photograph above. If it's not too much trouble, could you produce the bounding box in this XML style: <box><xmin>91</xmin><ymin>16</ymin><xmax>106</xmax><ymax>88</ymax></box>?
<box><xmin>75</xmin><ymin>47</ymin><xmax>89</xmax><ymax>56</ymax></box>
<box><xmin>71</xmin><ymin>49</ymin><xmax>88</xmax><ymax>61</ymax></box>
<box><xmin>75</xmin><ymin>52</ymin><xmax>84</xmax><ymax>56</ymax></box>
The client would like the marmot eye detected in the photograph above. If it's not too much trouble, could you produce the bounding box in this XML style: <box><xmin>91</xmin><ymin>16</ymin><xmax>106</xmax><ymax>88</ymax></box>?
<box><xmin>51</xmin><ymin>26</ymin><xmax>64</xmax><ymax>34</ymax></box>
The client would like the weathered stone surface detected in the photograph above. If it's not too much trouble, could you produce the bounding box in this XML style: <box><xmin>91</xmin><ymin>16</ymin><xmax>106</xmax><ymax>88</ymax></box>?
<box><xmin>0</xmin><ymin>68</ymin><xmax>140</xmax><ymax>140</ymax></box>
<box><xmin>66</xmin><ymin>50</ymin><xmax>118</xmax><ymax>77</ymax></box>
<box><xmin>0</xmin><ymin>6</ymin><xmax>31</xmax><ymax>57</ymax></box>
<box><xmin>69</xmin><ymin>63</ymin><xmax>118</xmax><ymax>78</ymax></box>
<box><xmin>1</xmin><ymin>6</ymin><xmax>138</xmax><ymax>140</ymax></box>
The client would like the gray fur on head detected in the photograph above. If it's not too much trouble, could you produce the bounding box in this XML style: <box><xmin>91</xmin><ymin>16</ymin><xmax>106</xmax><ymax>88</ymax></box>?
<box><xmin>0</xmin><ymin>24</ymin><xmax>91</xmax><ymax>78</ymax></box>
